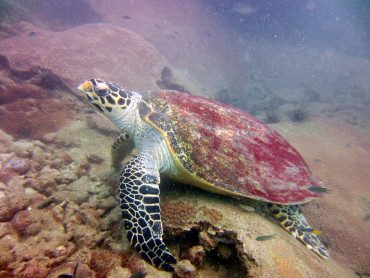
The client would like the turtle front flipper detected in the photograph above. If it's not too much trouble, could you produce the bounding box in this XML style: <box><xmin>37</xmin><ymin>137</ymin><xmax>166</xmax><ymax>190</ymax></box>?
<box><xmin>119</xmin><ymin>153</ymin><xmax>177</xmax><ymax>271</ymax></box>
<box><xmin>111</xmin><ymin>133</ymin><xmax>134</xmax><ymax>170</ymax></box>
<box><xmin>267</xmin><ymin>203</ymin><xmax>329</xmax><ymax>259</ymax></box>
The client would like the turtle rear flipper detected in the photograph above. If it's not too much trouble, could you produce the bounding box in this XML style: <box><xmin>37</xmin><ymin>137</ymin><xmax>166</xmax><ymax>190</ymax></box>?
<box><xmin>119</xmin><ymin>152</ymin><xmax>177</xmax><ymax>271</ymax></box>
<box><xmin>111</xmin><ymin>133</ymin><xmax>134</xmax><ymax>170</ymax></box>
<box><xmin>267</xmin><ymin>203</ymin><xmax>329</xmax><ymax>259</ymax></box>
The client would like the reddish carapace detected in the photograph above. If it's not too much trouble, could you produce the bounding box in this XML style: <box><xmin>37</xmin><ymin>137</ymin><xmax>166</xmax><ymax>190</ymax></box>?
<box><xmin>144</xmin><ymin>91</ymin><xmax>324</xmax><ymax>205</ymax></box>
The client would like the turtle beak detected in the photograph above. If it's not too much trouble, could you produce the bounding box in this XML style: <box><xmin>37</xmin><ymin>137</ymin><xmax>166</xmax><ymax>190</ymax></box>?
<box><xmin>77</xmin><ymin>81</ymin><xmax>95</xmax><ymax>102</ymax></box>
<box><xmin>78</xmin><ymin>81</ymin><xmax>93</xmax><ymax>92</ymax></box>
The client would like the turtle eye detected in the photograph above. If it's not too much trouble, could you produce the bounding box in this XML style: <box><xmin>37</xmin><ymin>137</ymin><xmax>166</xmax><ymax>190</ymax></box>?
<box><xmin>95</xmin><ymin>87</ymin><xmax>109</xmax><ymax>97</ymax></box>
<box><xmin>94</xmin><ymin>83</ymin><xmax>110</xmax><ymax>97</ymax></box>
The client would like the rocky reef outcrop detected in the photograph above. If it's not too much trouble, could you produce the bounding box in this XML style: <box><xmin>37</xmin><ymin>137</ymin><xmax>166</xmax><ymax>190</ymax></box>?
<box><xmin>0</xmin><ymin>22</ymin><xmax>170</xmax><ymax>140</ymax></box>
<box><xmin>1</xmin><ymin>116</ymin><xmax>365</xmax><ymax>277</ymax></box>
<box><xmin>0</xmin><ymin>23</ymin><xmax>169</xmax><ymax>92</ymax></box>
<box><xmin>0</xmin><ymin>1</ymin><xmax>369</xmax><ymax>277</ymax></box>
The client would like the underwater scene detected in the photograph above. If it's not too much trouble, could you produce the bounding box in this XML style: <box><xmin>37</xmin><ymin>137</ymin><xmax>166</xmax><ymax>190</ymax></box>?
<box><xmin>0</xmin><ymin>0</ymin><xmax>369</xmax><ymax>277</ymax></box>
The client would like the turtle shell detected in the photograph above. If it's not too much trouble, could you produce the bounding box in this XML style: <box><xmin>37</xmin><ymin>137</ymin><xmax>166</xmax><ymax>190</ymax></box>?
<box><xmin>140</xmin><ymin>91</ymin><xmax>325</xmax><ymax>205</ymax></box>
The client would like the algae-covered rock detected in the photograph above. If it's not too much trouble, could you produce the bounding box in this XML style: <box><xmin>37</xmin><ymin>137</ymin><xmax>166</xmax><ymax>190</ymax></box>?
<box><xmin>0</xmin><ymin>22</ymin><xmax>171</xmax><ymax>139</ymax></box>
<box><xmin>174</xmin><ymin>260</ymin><xmax>198</xmax><ymax>278</ymax></box>
<box><xmin>159</xmin><ymin>179</ymin><xmax>355</xmax><ymax>277</ymax></box>
<box><xmin>0</xmin><ymin>23</ymin><xmax>169</xmax><ymax>92</ymax></box>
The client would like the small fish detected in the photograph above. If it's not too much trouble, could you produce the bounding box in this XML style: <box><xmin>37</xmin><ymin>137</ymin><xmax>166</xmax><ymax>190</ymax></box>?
<box><xmin>256</xmin><ymin>233</ymin><xmax>277</xmax><ymax>241</ymax></box>
<box><xmin>300</xmin><ymin>227</ymin><xmax>321</xmax><ymax>235</ymax></box>
<box><xmin>239</xmin><ymin>204</ymin><xmax>255</xmax><ymax>213</ymax></box>
<box><xmin>309</xmin><ymin>186</ymin><xmax>331</xmax><ymax>194</ymax></box>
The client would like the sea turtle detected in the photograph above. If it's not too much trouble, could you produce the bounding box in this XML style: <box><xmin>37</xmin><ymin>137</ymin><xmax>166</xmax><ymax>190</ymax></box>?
<box><xmin>78</xmin><ymin>79</ymin><xmax>329</xmax><ymax>271</ymax></box>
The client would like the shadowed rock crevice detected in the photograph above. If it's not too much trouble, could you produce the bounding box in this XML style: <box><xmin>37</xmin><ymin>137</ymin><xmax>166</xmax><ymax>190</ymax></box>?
<box><xmin>0</xmin><ymin>54</ymin><xmax>76</xmax><ymax>139</ymax></box>
<box><xmin>0</xmin><ymin>54</ymin><xmax>73</xmax><ymax>102</ymax></box>
<box><xmin>164</xmin><ymin>223</ymin><xmax>257</xmax><ymax>277</ymax></box>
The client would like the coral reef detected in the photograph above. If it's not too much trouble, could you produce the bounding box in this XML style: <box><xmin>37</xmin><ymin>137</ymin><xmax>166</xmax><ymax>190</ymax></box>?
<box><xmin>158</xmin><ymin>180</ymin><xmax>354</xmax><ymax>277</ymax></box>
<box><xmin>2</xmin><ymin>117</ymin><xmax>360</xmax><ymax>277</ymax></box>
<box><xmin>0</xmin><ymin>55</ymin><xmax>77</xmax><ymax>139</ymax></box>
<box><xmin>174</xmin><ymin>260</ymin><xmax>197</xmax><ymax>278</ymax></box>
<box><xmin>200</xmin><ymin>208</ymin><xmax>223</xmax><ymax>224</ymax></box>
<box><xmin>161</xmin><ymin>200</ymin><xmax>198</xmax><ymax>228</ymax></box>
<box><xmin>0</xmin><ymin>23</ymin><xmax>169</xmax><ymax>92</ymax></box>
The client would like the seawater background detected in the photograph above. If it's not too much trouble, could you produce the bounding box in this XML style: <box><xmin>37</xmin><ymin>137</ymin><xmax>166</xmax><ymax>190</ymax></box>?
<box><xmin>0</xmin><ymin>1</ymin><xmax>369</xmax><ymax>277</ymax></box>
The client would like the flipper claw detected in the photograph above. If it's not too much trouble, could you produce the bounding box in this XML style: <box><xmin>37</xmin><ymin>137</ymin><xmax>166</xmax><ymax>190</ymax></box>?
<box><xmin>267</xmin><ymin>203</ymin><xmax>329</xmax><ymax>259</ymax></box>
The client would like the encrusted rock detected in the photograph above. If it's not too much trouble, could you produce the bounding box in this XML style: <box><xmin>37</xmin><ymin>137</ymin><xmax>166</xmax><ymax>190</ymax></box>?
<box><xmin>86</xmin><ymin>154</ymin><xmax>105</xmax><ymax>165</ymax></box>
<box><xmin>52</xmin><ymin>188</ymin><xmax>89</xmax><ymax>206</ymax></box>
<box><xmin>61</xmin><ymin>153</ymin><xmax>73</xmax><ymax>165</ymax></box>
<box><xmin>0</xmin><ymin>240</ymin><xmax>14</xmax><ymax>268</ymax></box>
<box><xmin>174</xmin><ymin>260</ymin><xmax>197</xmax><ymax>278</ymax></box>
<box><xmin>33</xmin><ymin>175</ymin><xmax>57</xmax><ymax>194</ymax></box>
<box><xmin>0</xmin><ymin>222</ymin><xmax>12</xmax><ymax>239</ymax></box>
<box><xmin>0</xmin><ymin>181</ymin><xmax>6</xmax><ymax>190</ymax></box>
<box><xmin>0</xmin><ymin>95</ymin><xmax>75</xmax><ymax>139</ymax></box>
<box><xmin>216</xmin><ymin>243</ymin><xmax>234</xmax><ymax>260</ymax></box>
<box><xmin>76</xmin><ymin>161</ymin><xmax>91</xmax><ymax>177</ymax></box>
<box><xmin>11</xmin><ymin>210</ymin><xmax>41</xmax><ymax>237</ymax></box>
<box><xmin>75</xmin><ymin>262</ymin><xmax>95</xmax><ymax>278</ymax></box>
<box><xmin>0</xmin><ymin>193</ymin><xmax>30</xmax><ymax>222</ymax></box>
<box><xmin>3</xmin><ymin>156</ymin><xmax>31</xmax><ymax>175</ymax></box>
<box><xmin>48</xmin><ymin>245</ymin><xmax>68</xmax><ymax>258</ymax></box>
<box><xmin>14</xmin><ymin>257</ymin><xmax>50</xmax><ymax>278</ymax></box>
<box><xmin>40</xmin><ymin>165</ymin><xmax>63</xmax><ymax>183</ymax></box>
<box><xmin>181</xmin><ymin>245</ymin><xmax>205</xmax><ymax>267</ymax></box>
<box><xmin>90</xmin><ymin>249</ymin><xmax>123</xmax><ymax>277</ymax></box>
<box><xmin>0</xmin><ymin>167</ymin><xmax>17</xmax><ymax>183</ymax></box>
<box><xmin>161</xmin><ymin>200</ymin><xmax>198</xmax><ymax>228</ymax></box>
<box><xmin>59</xmin><ymin>167</ymin><xmax>78</xmax><ymax>183</ymax></box>
<box><xmin>41</xmin><ymin>133</ymin><xmax>57</xmax><ymax>144</ymax></box>
<box><xmin>201</xmin><ymin>207</ymin><xmax>223</xmax><ymax>224</ymax></box>
<box><xmin>198</xmin><ymin>231</ymin><xmax>216</xmax><ymax>251</ymax></box>
<box><xmin>0</xmin><ymin>23</ymin><xmax>169</xmax><ymax>91</ymax></box>
<box><xmin>121</xmin><ymin>254</ymin><xmax>148</xmax><ymax>274</ymax></box>
<box><xmin>107</xmin><ymin>266</ymin><xmax>132</xmax><ymax>278</ymax></box>
<box><xmin>69</xmin><ymin>247</ymin><xmax>93</xmax><ymax>266</ymax></box>
<box><xmin>50</xmin><ymin>153</ymin><xmax>74</xmax><ymax>169</ymax></box>
<box><xmin>47</xmin><ymin>262</ymin><xmax>77</xmax><ymax>278</ymax></box>
<box><xmin>72</xmin><ymin>176</ymin><xmax>102</xmax><ymax>195</ymax></box>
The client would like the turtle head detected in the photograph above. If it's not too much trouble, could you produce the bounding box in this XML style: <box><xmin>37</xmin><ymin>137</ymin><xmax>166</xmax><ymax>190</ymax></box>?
<box><xmin>78</xmin><ymin>78</ymin><xmax>136</xmax><ymax>120</ymax></box>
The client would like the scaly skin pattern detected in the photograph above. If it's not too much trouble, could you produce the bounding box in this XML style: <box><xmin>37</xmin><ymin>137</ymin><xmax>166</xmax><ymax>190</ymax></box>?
<box><xmin>111</xmin><ymin>133</ymin><xmax>134</xmax><ymax>169</ymax></box>
<box><xmin>267</xmin><ymin>203</ymin><xmax>328</xmax><ymax>258</ymax></box>
<box><xmin>143</xmin><ymin>91</ymin><xmax>324</xmax><ymax>204</ymax></box>
<box><xmin>119</xmin><ymin>153</ymin><xmax>177</xmax><ymax>271</ymax></box>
